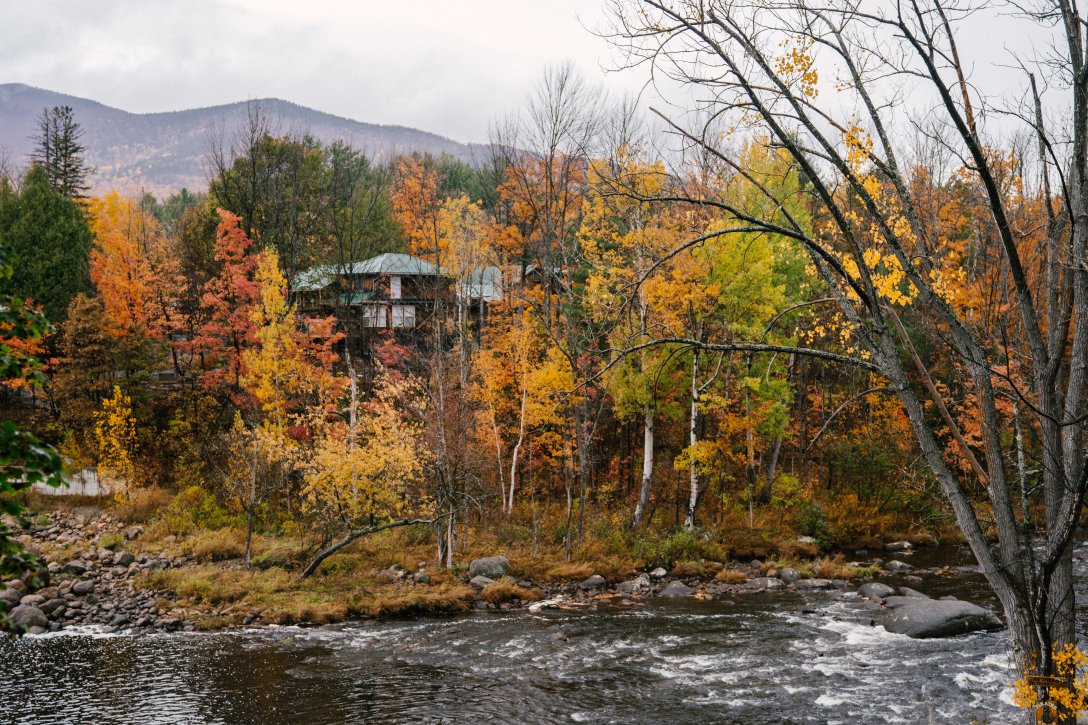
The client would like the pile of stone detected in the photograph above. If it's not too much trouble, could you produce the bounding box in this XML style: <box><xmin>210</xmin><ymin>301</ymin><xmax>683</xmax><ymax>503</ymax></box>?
<box><xmin>1</xmin><ymin>510</ymin><xmax>194</xmax><ymax>635</ymax></box>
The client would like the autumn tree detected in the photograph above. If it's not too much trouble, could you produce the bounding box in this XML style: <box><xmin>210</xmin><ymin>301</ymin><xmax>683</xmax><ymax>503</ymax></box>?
<box><xmin>608</xmin><ymin>2</ymin><xmax>1088</xmax><ymax>717</ymax></box>
<box><xmin>299</xmin><ymin>370</ymin><xmax>431</xmax><ymax>577</ymax></box>
<box><xmin>226</xmin><ymin>251</ymin><xmax>342</xmax><ymax>565</ymax></box>
<box><xmin>94</xmin><ymin>385</ymin><xmax>138</xmax><ymax>501</ymax></box>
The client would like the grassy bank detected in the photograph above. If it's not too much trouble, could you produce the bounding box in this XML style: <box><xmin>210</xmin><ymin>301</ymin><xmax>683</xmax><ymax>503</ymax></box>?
<box><xmin>21</xmin><ymin>486</ymin><xmax>951</xmax><ymax>629</ymax></box>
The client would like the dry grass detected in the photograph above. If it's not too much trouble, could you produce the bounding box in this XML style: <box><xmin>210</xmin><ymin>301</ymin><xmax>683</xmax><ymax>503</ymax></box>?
<box><xmin>481</xmin><ymin>578</ymin><xmax>544</xmax><ymax>604</ymax></box>
<box><xmin>353</xmin><ymin>583</ymin><xmax>476</xmax><ymax>618</ymax></box>
<box><xmin>187</xmin><ymin>528</ymin><xmax>247</xmax><ymax>562</ymax></box>
<box><xmin>715</xmin><ymin>568</ymin><xmax>749</xmax><ymax>584</ymax></box>
<box><xmin>115</xmin><ymin>487</ymin><xmax>173</xmax><ymax>524</ymax></box>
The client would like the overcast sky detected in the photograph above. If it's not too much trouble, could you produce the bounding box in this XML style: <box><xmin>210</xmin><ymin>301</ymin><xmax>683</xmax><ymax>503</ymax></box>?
<box><xmin>0</xmin><ymin>1</ymin><xmax>1062</xmax><ymax>147</ymax></box>
<box><xmin>0</xmin><ymin>0</ymin><xmax>648</xmax><ymax>143</ymax></box>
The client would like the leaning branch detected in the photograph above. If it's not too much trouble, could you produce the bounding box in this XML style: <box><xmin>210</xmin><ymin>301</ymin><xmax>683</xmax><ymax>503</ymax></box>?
<box><xmin>298</xmin><ymin>516</ymin><xmax>445</xmax><ymax>579</ymax></box>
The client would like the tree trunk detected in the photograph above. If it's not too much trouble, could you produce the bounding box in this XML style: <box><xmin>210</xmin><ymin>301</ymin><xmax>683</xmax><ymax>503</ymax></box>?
<box><xmin>632</xmin><ymin>403</ymin><xmax>654</xmax><ymax>528</ymax></box>
<box><xmin>685</xmin><ymin>350</ymin><xmax>700</xmax><ymax>529</ymax></box>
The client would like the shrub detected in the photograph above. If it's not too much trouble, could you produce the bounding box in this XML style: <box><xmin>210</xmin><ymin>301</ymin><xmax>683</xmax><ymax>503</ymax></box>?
<box><xmin>98</xmin><ymin>532</ymin><xmax>125</xmax><ymax>551</ymax></box>
<box><xmin>156</xmin><ymin>486</ymin><xmax>241</xmax><ymax>536</ymax></box>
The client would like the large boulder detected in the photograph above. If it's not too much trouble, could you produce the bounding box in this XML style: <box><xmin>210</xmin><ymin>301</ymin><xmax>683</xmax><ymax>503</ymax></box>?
<box><xmin>748</xmin><ymin>577</ymin><xmax>786</xmax><ymax>591</ymax></box>
<box><xmin>794</xmin><ymin>578</ymin><xmax>838</xmax><ymax>591</ymax></box>
<box><xmin>659</xmin><ymin>581</ymin><xmax>695</xmax><ymax>598</ymax></box>
<box><xmin>9</xmin><ymin>604</ymin><xmax>48</xmax><ymax>630</ymax></box>
<box><xmin>580</xmin><ymin>575</ymin><xmax>606</xmax><ymax>590</ymax></box>
<box><xmin>858</xmin><ymin>582</ymin><xmax>895</xmax><ymax>601</ymax></box>
<box><xmin>777</xmin><ymin>567</ymin><xmax>803</xmax><ymax>583</ymax></box>
<box><xmin>649</xmin><ymin>567</ymin><xmax>668</xmax><ymax>580</ymax></box>
<box><xmin>61</xmin><ymin>560</ymin><xmax>87</xmax><ymax>576</ymax></box>
<box><xmin>39</xmin><ymin>598</ymin><xmax>67</xmax><ymax>617</ymax></box>
<box><xmin>0</xmin><ymin>587</ymin><xmax>21</xmax><ymax>610</ymax></box>
<box><xmin>616</xmin><ymin>574</ymin><xmax>651</xmax><ymax>595</ymax></box>
<box><xmin>898</xmin><ymin>587</ymin><xmax>929</xmax><ymax>599</ymax></box>
<box><xmin>469</xmin><ymin>556</ymin><xmax>510</xmax><ymax>580</ymax></box>
<box><xmin>884</xmin><ymin>598</ymin><xmax>1003</xmax><ymax>638</ymax></box>
<box><xmin>72</xmin><ymin>580</ymin><xmax>95</xmax><ymax>595</ymax></box>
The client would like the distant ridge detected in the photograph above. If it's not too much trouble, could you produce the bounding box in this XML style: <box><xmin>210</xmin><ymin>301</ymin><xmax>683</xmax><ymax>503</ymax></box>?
<box><xmin>0</xmin><ymin>83</ymin><xmax>483</xmax><ymax>196</ymax></box>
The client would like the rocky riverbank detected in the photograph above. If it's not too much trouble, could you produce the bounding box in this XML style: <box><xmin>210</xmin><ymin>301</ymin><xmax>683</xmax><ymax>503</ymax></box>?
<box><xmin>3</xmin><ymin>509</ymin><xmax>194</xmax><ymax>634</ymax></box>
<box><xmin>1</xmin><ymin>509</ymin><xmax>1003</xmax><ymax>639</ymax></box>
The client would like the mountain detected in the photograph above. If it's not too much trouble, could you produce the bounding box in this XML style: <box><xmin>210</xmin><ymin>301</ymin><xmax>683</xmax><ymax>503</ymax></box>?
<box><xmin>0</xmin><ymin>83</ymin><xmax>482</xmax><ymax>197</ymax></box>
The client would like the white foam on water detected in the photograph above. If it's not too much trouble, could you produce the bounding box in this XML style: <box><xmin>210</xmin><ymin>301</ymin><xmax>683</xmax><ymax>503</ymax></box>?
<box><xmin>815</xmin><ymin>693</ymin><xmax>848</xmax><ymax>707</ymax></box>
<box><xmin>25</xmin><ymin>624</ymin><xmax>125</xmax><ymax>639</ymax></box>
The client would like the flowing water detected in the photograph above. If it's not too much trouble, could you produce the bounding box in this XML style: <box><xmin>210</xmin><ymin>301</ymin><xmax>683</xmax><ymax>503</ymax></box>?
<box><xmin>4</xmin><ymin>546</ymin><xmax>1079</xmax><ymax>724</ymax></box>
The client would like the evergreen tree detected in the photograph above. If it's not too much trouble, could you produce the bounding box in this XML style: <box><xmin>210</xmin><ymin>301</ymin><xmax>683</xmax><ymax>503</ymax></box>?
<box><xmin>32</xmin><ymin>105</ymin><xmax>92</xmax><ymax>199</ymax></box>
<box><xmin>0</xmin><ymin>165</ymin><xmax>92</xmax><ymax>322</ymax></box>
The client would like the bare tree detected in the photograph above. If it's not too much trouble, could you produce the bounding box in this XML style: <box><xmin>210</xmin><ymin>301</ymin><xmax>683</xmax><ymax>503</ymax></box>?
<box><xmin>605</xmin><ymin>1</ymin><xmax>1088</xmax><ymax>717</ymax></box>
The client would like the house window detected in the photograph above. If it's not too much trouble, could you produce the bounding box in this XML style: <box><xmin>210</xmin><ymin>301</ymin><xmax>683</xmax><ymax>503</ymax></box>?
<box><xmin>390</xmin><ymin>275</ymin><xmax>402</xmax><ymax>300</ymax></box>
<box><xmin>391</xmin><ymin>304</ymin><xmax>415</xmax><ymax>328</ymax></box>
<box><xmin>362</xmin><ymin>304</ymin><xmax>385</xmax><ymax>328</ymax></box>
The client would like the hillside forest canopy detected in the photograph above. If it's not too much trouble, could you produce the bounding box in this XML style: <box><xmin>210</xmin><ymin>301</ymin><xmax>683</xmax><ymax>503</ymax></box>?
<box><xmin>5</xmin><ymin>0</ymin><xmax>1088</xmax><ymax>719</ymax></box>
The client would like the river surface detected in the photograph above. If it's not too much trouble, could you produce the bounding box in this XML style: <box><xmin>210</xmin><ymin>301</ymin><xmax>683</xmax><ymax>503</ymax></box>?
<box><xmin>5</xmin><ymin>546</ymin><xmax>1083</xmax><ymax>724</ymax></box>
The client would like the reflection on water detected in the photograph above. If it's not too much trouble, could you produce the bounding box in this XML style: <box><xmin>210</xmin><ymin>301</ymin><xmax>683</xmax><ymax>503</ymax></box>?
<box><xmin>1</xmin><ymin>579</ymin><xmax>1021</xmax><ymax>724</ymax></box>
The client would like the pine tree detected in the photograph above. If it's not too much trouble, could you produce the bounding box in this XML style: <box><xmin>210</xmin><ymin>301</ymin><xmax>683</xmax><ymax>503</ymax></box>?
<box><xmin>32</xmin><ymin>105</ymin><xmax>92</xmax><ymax>199</ymax></box>
<box><xmin>0</xmin><ymin>165</ymin><xmax>92</xmax><ymax>322</ymax></box>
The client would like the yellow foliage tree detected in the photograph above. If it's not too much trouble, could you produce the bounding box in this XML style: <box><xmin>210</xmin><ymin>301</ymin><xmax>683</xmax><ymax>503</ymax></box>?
<box><xmin>94</xmin><ymin>385</ymin><xmax>137</xmax><ymax>502</ymax></box>
<box><xmin>299</xmin><ymin>370</ymin><xmax>431</xmax><ymax>577</ymax></box>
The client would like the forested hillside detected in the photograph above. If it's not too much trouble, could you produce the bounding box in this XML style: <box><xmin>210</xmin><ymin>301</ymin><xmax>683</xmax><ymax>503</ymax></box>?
<box><xmin>0</xmin><ymin>83</ymin><xmax>480</xmax><ymax>195</ymax></box>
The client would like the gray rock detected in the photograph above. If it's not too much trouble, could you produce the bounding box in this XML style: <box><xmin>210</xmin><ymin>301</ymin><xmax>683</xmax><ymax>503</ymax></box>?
<box><xmin>124</xmin><ymin>526</ymin><xmax>143</xmax><ymax>540</ymax></box>
<box><xmin>3</xmin><ymin>579</ymin><xmax>27</xmax><ymax>595</ymax></box>
<box><xmin>9</xmin><ymin>604</ymin><xmax>48</xmax><ymax>629</ymax></box>
<box><xmin>885</xmin><ymin>560</ymin><xmax>914</xmax><ymax>573</ymax></box>
<box><xmin>40</xmin><ymin>599</ymin><xmax>67</xmax><ymax>617</ymax></box>
<box><xmin>884</xmin><ymin>541</ymin><xmax>913</xmax><ymax>552</ymax></box>
<box><xmin>616</xmin><ymin>574</ymin><xmax>651</xmax><ymax>594</ymax></box>
<box><xmin>778</xmin><ymin>567</ymin><xmax>802</xmax><ymax>583</ymax></box>
<box><xmin>748</xmin><ymin>577</ymin><xmax>786</xmax><ymax>591</ymax></box>
<box><xmin>659</xmin><ymin>581</ymin><xmax>695</xmax><ymax>598</ymax></box>
<box><xmin>898</xmin><ymin>587</ymin><xmax>929</xmax><ymax>598</ymax></box>
<box><xmin>113</xmin><ymin>551</ymin><xmax>135</xmax><ymax>567</ymax></box>
<box><xmin>857</xmin><ymin>582</ymin><xmax>895</xmax><ymax>601</ymax></box>
<box><xmin>72</xmin><ymin>580</ymin><xmax>95</xmax><ymax>595</ymax></box>
<box><xmin>413</xmin><ymin>572</ymin><xmax>431</xmax><ymax>584</ymax></box>
<box><xmin>0</xmin><ymin>587</ymin><xmax>22</xmax><ymax>609</ymax></box>
<box><xmin>883</xmin><ymin>595</ymin><xmax>927</xmax><ymax>609</ymax></box>
<box><xmin>797</xmin><ymin>536</ymin><xmax>818</xmax><ymax>545</ymax></box>
<box><xmin>469</xmin><ymin>556</ymin><xmax>510</xmax><ymax>580</ymax></box>
<box><xmin>649</xmin><ymin>567</ymin><xmax>668</xmax><ymax>580</ymax></box>
<box><xmin>469</xmin><ymin>575</ymin><xmax>494</xmax><ymax>589</ymax></box>
<box><xmin>580</xmin><ymin>575</ymin><xmax>606</xmax><ymax>590</ymax></box>
<box><xmin>19</xmin><ymin>594</ymin><xmax>45</xmax><ymax>607</ymax></box>
<box><xmin>61</xmin><ymin>560</ymin><xmax>88</xmax><ymax>576</ymax></box>
<box><xmin>111</xmin><ymin>613</ymin><xmax>130</xmax><ymax>627</ymax></box>
<box><xmin>795</xmin><ymin>578</ymin><xmax>838</xmax><ymax>591</ymax></box>
<box><xmin>884</xmin><ymin>599</ymin><xmax>1003</xmax><ymax>638</ymax></box>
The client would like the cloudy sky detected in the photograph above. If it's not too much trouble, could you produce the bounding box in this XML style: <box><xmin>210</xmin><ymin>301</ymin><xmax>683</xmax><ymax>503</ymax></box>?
<box><xmin>0</xmin><ymin>0</ymin><xmax>649</xmax><ymax>143</ymax></box>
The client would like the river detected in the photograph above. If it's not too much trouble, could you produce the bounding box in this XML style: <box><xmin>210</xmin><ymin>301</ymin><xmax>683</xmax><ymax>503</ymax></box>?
<box><xmin>3</xmin><ymin>545</ymin><xmax>1073</xmax><ymax>724</ymax></box>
